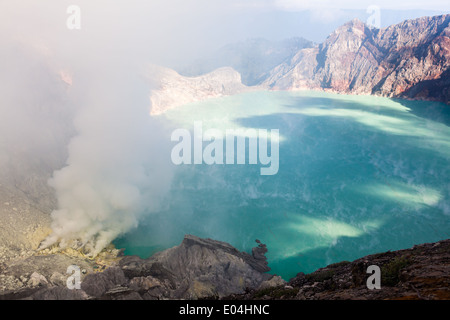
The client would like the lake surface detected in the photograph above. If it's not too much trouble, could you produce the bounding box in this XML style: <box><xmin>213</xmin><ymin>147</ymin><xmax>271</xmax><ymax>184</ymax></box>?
<box><xmin>114</xmin><ymin>90</ymin><xmax>450</xmax><ymax>280</ymax></box>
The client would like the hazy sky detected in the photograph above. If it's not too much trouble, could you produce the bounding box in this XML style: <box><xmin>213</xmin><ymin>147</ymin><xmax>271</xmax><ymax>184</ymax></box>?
<box><xmin>1</xmin><ymin>0</ymin><xmax>449</xmax><ymax>67</ymax></box>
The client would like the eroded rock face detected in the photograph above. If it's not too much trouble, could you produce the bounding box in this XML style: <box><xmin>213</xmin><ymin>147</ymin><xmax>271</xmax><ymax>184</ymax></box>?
<box><xmin>0</xmin><ymin>235</ymin><xmax>275</xmax><ymax>300</ymax></box>
<box><xmin>178</xmin><ymin>37</ymin><xmax>315</xmax><ymax>86</ymax></box>
<box><xmin>148</xmin><ymin>15</ymin><xmax>450</xmax><ymax>113</ymax></box>
<box><xmin>119</xmin><ymin>235</ymin><xmax>273</xmax><ymax>299</ymax></box>
<box><xmin>264</xmin><ymin>15</ymin><xmax>450</xmax><ymax>104</ymax></box>
<box><xmin>146</xmin><ymin>65</ymin><xmax>256</xmax><ymax>115</ymax></box>
<box><xmin>2</xmin><ymin>236</ymin><xmax>449</xmax><ymax>300</ymax></box>
<box><xmin>225</xmin><ymin>239</ymin><xmax>450</xmax><ymax>301</ymax></box>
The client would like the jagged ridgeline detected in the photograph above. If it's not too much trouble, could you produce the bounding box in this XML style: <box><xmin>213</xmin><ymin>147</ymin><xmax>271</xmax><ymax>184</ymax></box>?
<box><xmin>176</xmin><ymin>37</ymin><xmax>315</xmax><ymax>86</ymax></box>
<box><xmin>150</xmin><ymin>15</ymin><xmax>450</xmax><ymax>116</ymax></box>
<box><xmin>263</xmin><ymin>15</ymin><xmax>450</xmax><ymax>104</ymax></box>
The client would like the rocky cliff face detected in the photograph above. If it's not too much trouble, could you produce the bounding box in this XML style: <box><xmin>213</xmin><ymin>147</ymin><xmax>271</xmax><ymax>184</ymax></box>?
<box><xmin>264</xmin><ymin>15</ymin><xmax>450</xmax><ymax>104</ymax></box>
<box><xmin>148</xmin><ymin>15</ymin><xmax>450</xmax><ymax>114</ymax></box>
<box><xmin>2</xmin><ymin>236</ymin><xmax>448</xmax><ymax>300</ymax></box>
<box><xmin>178</xmin><ymin>37</ymin><xmax>314</xmax><ymax>86</ymax></box>
<box><xmin>146</xmin><ymin>65</ymin><xmax>255</xmax><ymax>115</ymax></box>
<box><xmin>225</xmin><ymin>239</ymin><xmax>450</xmax><ymax>300</ymax></box>
<box><xmin>118</xmin><ymin>235</ymin><xmax>275</xmax><ymax>299</ymax></box>
<box><xmin>0</xmin><ymin>235</ymin><xmax>283</xmax><ymax>300</ymax></box>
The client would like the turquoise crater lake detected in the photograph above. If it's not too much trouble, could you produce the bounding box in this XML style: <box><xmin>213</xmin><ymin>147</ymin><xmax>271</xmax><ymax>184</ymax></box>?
<box><xmin>114</xmin><ymin>90</ymin><xmax>450</xmax><ymax>280</ymax></box>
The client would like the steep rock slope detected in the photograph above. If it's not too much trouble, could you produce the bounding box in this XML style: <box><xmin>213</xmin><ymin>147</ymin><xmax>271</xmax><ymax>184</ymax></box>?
<box><xmin>3</xmin><ymin>236</ymin><xmax>448</xmax><ymax>300</ymax></box>
<box><xmin>225</xmin><ymin>239</ymin><xmax>450</xmax><ymax>300</ymax></box>
<box><xmin>118</xmin><ymin>235</ymin><xmax>275</xmax><ymax>299</ymax></box>
<box><xmin>146</xmin><ymin>65</ymin><xmax>255</xmax><ymax>115</ymax></box>
<box><xmin>179</xmin><ymin>37</ymin><xmax>314</xmax><ymax>86</ymax></box>
<box><xmin>265</xmin><ymin>15</ymin><xmax>450</xmax><ymax>103</ymax></box>
<box><xmin>1</xmin><ymin>235</ymin><xmax>281</xmax><ymax>300</ymax></box>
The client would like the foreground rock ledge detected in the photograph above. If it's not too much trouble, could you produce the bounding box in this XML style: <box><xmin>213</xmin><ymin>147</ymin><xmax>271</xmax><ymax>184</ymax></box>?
<box><xmin>225</xmin><ymin>239</ymin><xmax>450</xmax><ymax>300</ymax></box>
<box><xmin>1</xmin><ymin>236</ymin><xmax>449</xmax><ymax>300</ymax></box>
<box><xmin>0</xmin><ymin>235</ymin><xmax>281</xmax><ymax>300</ymax></box>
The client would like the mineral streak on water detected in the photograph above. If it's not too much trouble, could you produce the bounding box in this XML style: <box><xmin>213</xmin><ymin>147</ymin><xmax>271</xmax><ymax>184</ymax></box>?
<box><xmin>114</xmin><ymin>90</ymin><xmax>450</xmax><ymax>280</ymax></box>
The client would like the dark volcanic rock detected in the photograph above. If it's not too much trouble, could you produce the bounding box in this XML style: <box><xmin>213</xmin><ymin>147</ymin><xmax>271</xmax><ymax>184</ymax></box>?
<box><xmin>2</xmin><ymin>236</ymin><xmax>449</xmax><ymax>300</ymax></box>
<box><xmin>224</xmin><ymin>239</ymin><xmax>450</xmax><ymax>300</ymax></box>
<box><xmin>31</xmin><ymin>286</ymin><xmax>88</xmax><ymax>300</ymax></box>
<box><xmin>119</xmin><ymin>235</ymin><xmax>272</xmax><ymax>299</ymax></box>
<box><xmin>81</xmin><ymin>267</ymin><xmax>127</xmax><ymax>298</ymax></box>
<box><xmin>1</xmin><ymin>235</ymin><xmax>274</xmax><ymax>300</ymax></box>
<box><xmin>251</xmin><ymin>239</ymin><xmax>269</xmax><ymax>272</ymax></box>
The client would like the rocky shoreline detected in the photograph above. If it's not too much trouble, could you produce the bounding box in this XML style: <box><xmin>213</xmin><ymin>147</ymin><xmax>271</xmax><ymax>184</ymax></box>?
<box><xmin>1</xmin><ymin>235</ymin><xmax>448</xmax><ymax>300</ymax></box>
<box><xmin>225</xmin><ymin>239</ymin><xmax>450</xmax><ymax>301</ymax></box>
<box><xmin>0</xmin><ymin>235</ymin><xmax>284</xmax><ymax>300</ymax></box>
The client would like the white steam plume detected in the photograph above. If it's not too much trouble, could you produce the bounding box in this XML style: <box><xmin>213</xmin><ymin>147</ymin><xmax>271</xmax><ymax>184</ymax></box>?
<box><xmin>40</xmin><ymin>67</ymin><xmax>174</xmax><ymax>256</ymax></box>
<box><xmin>1</xmin><ymin>0</ymin><xmax>289</xmax><ymax>256</ymax></box>
<box><xmin>0</xmin><ymin>1</ymin><xmax>182</xmax><ymax>256</ymax></box>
